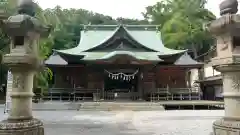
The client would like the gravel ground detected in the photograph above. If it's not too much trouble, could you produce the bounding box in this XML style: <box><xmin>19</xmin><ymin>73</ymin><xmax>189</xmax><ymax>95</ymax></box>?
<box><xmin>0</xmin><ymin>109</ymin><xmax>224</xmax><ymax>135</ymax></box>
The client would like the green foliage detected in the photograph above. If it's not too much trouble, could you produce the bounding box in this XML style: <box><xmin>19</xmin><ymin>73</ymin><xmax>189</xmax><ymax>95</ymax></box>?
<box><xmin>0</xmin><ymin>0</ymin><xmax>217</xmax><ymax>89</ymax></box>
<box><xmin>143</xmin><ymin>0</ymin><xmax>216</xmax><ymax>56</ymax></box>
<box><xmin>0</xmin><ymin>0</ymin><xmax>148</xmax><ymax>89</ymax></box>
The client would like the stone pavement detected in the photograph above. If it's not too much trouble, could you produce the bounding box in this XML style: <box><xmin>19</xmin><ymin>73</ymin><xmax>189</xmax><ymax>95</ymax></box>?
<box><xmin>0</xmin><ymin>109</ymin><xmax>224</xmax><ymax>135</ymax></box>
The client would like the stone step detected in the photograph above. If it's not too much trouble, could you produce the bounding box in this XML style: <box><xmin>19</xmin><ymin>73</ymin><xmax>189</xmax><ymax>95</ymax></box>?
<box><xmin>31</xmin><ymin>102</ymin><xmax>165</xmax><ymax>111</ymax></box>
<box><xmin>32</xmin><ymin>103</ymin><xmax>81</xmax><ymax>111</ymax></box>
<box><xmin>80</xmin><ymin>103</ymin><xmax>165</xmax><ymax>111</ymax></box>
<box><xmin>79</xmin><ymin>106</ymin><xmax>162</xmax><ymax>109</ymax></box>
<box><xmin>81</xmin><ymin>103</ymin><xmax>161</xmax><ymax>106</ymax></box>
<box><xmin>80</xmin><ymin>104</ymin><xmax>162</xmax><ymax>107</ymax></box>
<box><xmin>78</xmin><ymin>108</ymin><xmax>163</xmax><ymax>111</ymax></box>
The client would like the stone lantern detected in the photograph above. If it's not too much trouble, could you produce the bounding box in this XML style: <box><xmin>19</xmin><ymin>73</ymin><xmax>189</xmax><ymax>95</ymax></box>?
<box><xmin>0</xmin><ymin>10</ymin><xmax>7</xmax><ymax>21</ymax></box>
<box><xmin>0</xmin><ymin>7</ymin><xmax>7</xmax><ymax>64</ymax></box>
<box><xmin>0</xmin><ymin>0</ymin><xmax>51</xmax><ymax>134</ymax></box>
<box><xmin>209</xmin><ymin>0</ymin><xmax>240</xmax><ymax>134</ymax></box>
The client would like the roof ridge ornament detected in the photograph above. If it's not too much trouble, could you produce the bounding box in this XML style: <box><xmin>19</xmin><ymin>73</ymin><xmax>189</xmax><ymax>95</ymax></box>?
<box><xmin>118</xmin><ymin>23</ymin><xmax>125</xmax><ymax>27</ymax></box>
<box><xmin>116</xmin><ymin>42</ymin><xmax>124</xmax><ymax>49</ymax></box>
<box><xmin>219</xmin><ymin>0</ymin><xmax>238</xmax><ymax>16</ymax></box>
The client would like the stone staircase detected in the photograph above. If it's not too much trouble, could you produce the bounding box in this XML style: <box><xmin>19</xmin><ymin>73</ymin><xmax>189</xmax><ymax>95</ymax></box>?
<box><xmin>79</xmin><ymin>102</ymin><xmax>165</xmax><ymax>111</ymax></box>
<box><xmin>32</xmin><ymin>102</ymin><xmax>81</xmax><ymax>111</ymax></box>
<box><xmin>32</xmin><ymin>102</ymin><xmax>165</xmax><ymax>111</ymax></box>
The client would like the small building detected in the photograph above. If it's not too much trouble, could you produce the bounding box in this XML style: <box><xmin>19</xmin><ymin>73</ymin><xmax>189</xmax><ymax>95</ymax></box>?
<box><xmin>45</xmin><ymin>25</ymin><xmax>202</xmax><ymax>101</ymax></box>
<box><xmin>193</xmin><ymin>48</ymin><xmax>223</xmax><ymax>101</ymax></box>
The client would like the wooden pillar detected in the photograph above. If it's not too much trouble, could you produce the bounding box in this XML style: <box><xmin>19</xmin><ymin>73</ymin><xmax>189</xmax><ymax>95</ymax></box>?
<box><xmin>53</xmin><ymin>71</ymin><xmax>56</xmax><ymax>88</ymax></box>
<box><xmin>54</xmin><ymin>72</ymin><xmax>61</xmax><ymax>88</ymax></box>
<box><xmin>185</xmin><ymin>68</ymin><xmax>191</xmax><ymax>88</ymax></box>
<box><xmin>138</xmin><ymin>70</ymin><xmax>143</xmax><ymax>100</ymax></box>
<box><xmin>101</xmin><ymin>70</ymin><xmax>105</xmax><ymax>100</ymax></box>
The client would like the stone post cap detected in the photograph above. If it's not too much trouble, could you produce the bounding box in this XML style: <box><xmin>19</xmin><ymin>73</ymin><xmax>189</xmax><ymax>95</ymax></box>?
<box><xmin>219</xmin><ymin>0</ymin><xmax>238</xmax><ymax>16</ymax></box>
<box><xmin>208</xmin><ymin>14</ymin><xmax>240</xmax><ymax>35</ymax></box>
<box><xmin>2</xmin><ymin>14</ymin><xmax>52</xmax><ymax>37</ymax></box>
<box><xmin>1</xmin><ymin>0</ymin><xmax>52</xmax><ymax>37</ymax></box>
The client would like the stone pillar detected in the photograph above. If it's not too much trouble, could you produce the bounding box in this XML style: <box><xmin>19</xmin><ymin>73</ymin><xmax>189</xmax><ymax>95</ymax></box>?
<box><xmin>217</xmin><ymin>66</ymin><xmax>240</xmax><ymax>119</ymax></box>
<box><xmin>0</xmin><ymin>0</ymin><xmax>51</xmax><ymax>134</ymax></box>
<box><xmin>9</xmin><ymin>69</ymin><xmax>35</xmax><ymax>120</ymax></box>
<box><xmin>212</xmin><ymin>65</ymin><xmax>240</xmax><ymax>134</ymax></box>
<box><xmin>208</xmin><ymin>0</ymin><xmax>240</xmax><ymax>134</ymax></box>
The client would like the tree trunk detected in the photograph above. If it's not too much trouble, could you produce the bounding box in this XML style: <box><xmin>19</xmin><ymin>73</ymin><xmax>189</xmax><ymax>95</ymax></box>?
<box><xmin>191</xmin><ymin>43</ymin><xmax>198</xmax><ymax>59</ymax></box>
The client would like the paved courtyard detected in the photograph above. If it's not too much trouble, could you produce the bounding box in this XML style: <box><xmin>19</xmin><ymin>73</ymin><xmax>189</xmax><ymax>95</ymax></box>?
<box><xmin>0</xmin><ymin>109</ymin><xmax>223</xmax><ymax>135</ymax></box>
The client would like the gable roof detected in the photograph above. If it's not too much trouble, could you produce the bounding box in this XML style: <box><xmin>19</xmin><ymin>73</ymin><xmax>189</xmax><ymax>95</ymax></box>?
<box><xmin>45</xmin><ymin>25</ymin><xmax>204</xmax><ymax>66</ymax></box>
<box><xmin>174</xmin><ymin>52</ymin><xmax>203</xmax><ymax>67</ymax></box>
<box><xmin>79</xmin><ymin>51</ymin><xmax>164</xmax><ymax>61</ymax></box>
<box><xmin>45</xmin><ymin>53</ymin><xmax>68</xmax><ymax>65</ymax></box>
<box><xmin>54</xmin><ymin>25</ymin><xmax>186</xmax><ymax>55</ymax></box>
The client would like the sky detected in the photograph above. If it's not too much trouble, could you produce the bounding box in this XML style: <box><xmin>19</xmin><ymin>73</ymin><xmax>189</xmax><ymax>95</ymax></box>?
<box><xmin>35</xmin><ymin>0</ymin><xmax>231</xmax><ymax>19</ymax></box>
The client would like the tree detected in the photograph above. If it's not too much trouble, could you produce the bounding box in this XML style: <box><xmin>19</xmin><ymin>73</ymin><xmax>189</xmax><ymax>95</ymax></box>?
<box><xmin>143</xmin><ymin>0</ymin><xmax>216</xmax><ymax>58</ymax></box>
<box><xmin>0</xmin><ymin>0</ymin><xmax>149</xmax><ymax>89</ymax></box>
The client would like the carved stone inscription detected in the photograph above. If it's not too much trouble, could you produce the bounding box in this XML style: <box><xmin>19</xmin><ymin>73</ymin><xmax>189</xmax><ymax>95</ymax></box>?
<box><xmin>224</xmin><ymin>73</ymin><xmax>240</xmax><ymax>92</ymax></box>
<box><xmin>219</xmin><ymin>36</ymin><xmax>229</xmax><ymax>51</ymax></box>
<box><xmin>12</xmin><ymin>74</ymin><xmax>25</xmax><ymax>89</ymax></box>
<box><xmin>13</xmin><ymin>75</ymin><xmax>20</xmax><ymax>88</ymax></box>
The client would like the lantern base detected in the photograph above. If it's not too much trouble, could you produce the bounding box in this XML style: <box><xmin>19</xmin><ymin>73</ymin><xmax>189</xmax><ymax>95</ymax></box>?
<box><xmin>213</xmin><ymin>118</ymin><xmax>240</xmax><ymax>135</ymax></box>
<box><xmin>0</xmin><ymin>118</ymin><xmax>44</xmax><ymax>135</ymax></box>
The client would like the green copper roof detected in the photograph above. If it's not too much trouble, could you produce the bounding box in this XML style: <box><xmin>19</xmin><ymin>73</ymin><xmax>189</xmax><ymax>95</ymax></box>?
<box><xmin>55</xmin><ymin>25</ymin><xmax>186</xmax><ymax>56</ymax></box>
<box><xmin>48</xmin><ymin>25</ymin><xmax>190</xmax><ymax>64</ymax></box>
<box><xmin>174</xmin><ymin>52</ymin><xmax>203</xmax><ymax>66</ymax></box>
<box><xmin>126</xmin><ymin>29</ymin><xmax>185</xmax><ymax>54</ymax></box>
<box><xmin>56</xmin><ymin>28</ymin><xmax>118</xmax><ymax>54</ymax></box>
<box><xmin>80</xmin><ymin>51</ymin><xmax>163</xmax><ymax>61</ymax></box>
<box><xmin>45</xmin><ymin>53</ymin><xmax>68</xmax><ymax>65</ymax></box>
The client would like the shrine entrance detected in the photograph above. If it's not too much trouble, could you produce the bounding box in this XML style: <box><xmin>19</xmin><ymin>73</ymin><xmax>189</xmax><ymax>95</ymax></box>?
<box><xmin>103</xmin><ymin>69</ymin><xmax>139</xmax><ymax>100</ymax></box>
